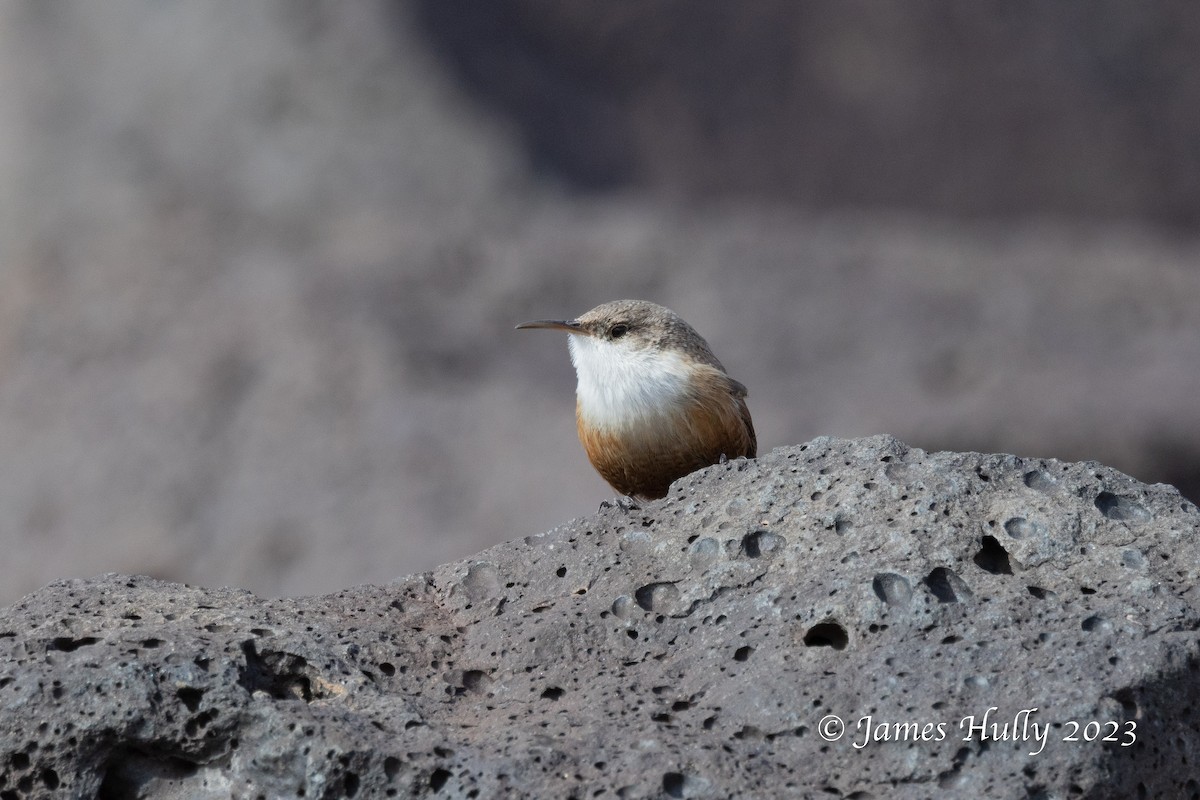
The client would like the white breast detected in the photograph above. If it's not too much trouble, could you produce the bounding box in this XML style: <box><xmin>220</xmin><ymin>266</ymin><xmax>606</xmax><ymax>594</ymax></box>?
<box><xmin>568</xmin><ymin>334</ymin><xmax>692</xmax><ymax>431</ymax></box>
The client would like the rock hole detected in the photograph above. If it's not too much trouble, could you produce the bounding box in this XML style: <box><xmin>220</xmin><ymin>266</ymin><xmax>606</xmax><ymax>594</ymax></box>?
<box><xmin>733</xmin><ymin>645</ymin><xmax>753</xmax><ymax>662</ymax></box>
<box><xmin>689</xmin><ymin>537</ymin><xmax>720</xmax><ymax>559</ymax></box>
<box><xmin>634</xmin><ymin>582</ymin><xmax>682</xmax><ymax>615</ymax></box>
<box><xmin>176</xmin><ymin>686</ymin><xmax>203</xmax><ymax>712</ymax></box>
<box><xmin>938</xmin><ymin>768</ymin><xmax>966</xmax><ymax>789</ymax></box>
<box><xmin>973</xmin><ymin>536</ymin><xmax>1013</xmax><ymax>575</ymax></box>
<box><xmin>462</xmin><ymin>670</ymin><xmax>491</xmax><ymax>693</ymax></box>
<box><xmin>741</xmin><ymin>530</ymin><xmax>783</xmax><ymax>558</ymax></box>
<box><xmin>1094</xmin><ymin>491</ymin><xmax>1151</xmax><ymax>523</ymax></box>
<box><xmin>429</xmin><ymin>768</ymin><xmax>450</xmax><ymax>791</ymax></box>
<box><xmin>872</xmin><ymin>573</ymin><xmax>912</xmax><ymax>607</ymax></box>
<box><xmin>1003</xmin><ymin>517</ymin><xmax>1043</xmax><ymax>539</ymax></box>
<box><xmin>1081</xmin><ymin>615</ymin><xmax>1114</xmax><ymax>633</ymax></box>
<box><xmin>611</xmin><ymin>595</ymin><xmax>637</xmax><ymax>619</ymax></box>
<box><xmin>1023</xmin><ymin>469</ymin><xmax>1056</xmax><ymax>491</ymax></box>
<box><xmin>733</xmin><ymin>725</ymin><xmax>764</xmax><ymax>740</ymax></box>
<box><xmin>803</xmin><ymin>621</ymin><xmax>849</xmax><ymax>650</ymax></box>
<box><xmin>237</xmin><ymin>642</ymin><xmax>316</xmax><ymax>702</ymax></box>
<box><xmin>183</xmin><ymin>708</ymin><xmax>218</xmax><ymax>737</ymax></box>
<box><xmin>379</xmin><ymin>662</ymin><xmax>395</xmax><ymax>676</ymax></box>
<box><xmin>96</xmin><ymin>750</ymin><xmax>204</xmax><ymax>798</ymax></box>
<box><xmin>541</xmin><ymin>686</ymin><xmax>564</xmax><ymax>700</ymax></box>
<box><xmin>1110</xmin><ymin>688</ymin><xmax>1139</xmax><ymax>719</ymax></box>
<box><xmin>663</xmin><ymin>772</ymin><xmax>688</xmax><ymax>798</ymax></box>
<box><xmin>49</xmin><ymin>636</ymin><xmax>99</xmax><ymax>653</ymax></box>
<box><xmin>1026</xmin><ymin>586</ymin><xmax>1056</xmax><ymax>600</ymax></box>
<box><xmin>555</xmin><ymin>566</ymin><xmax>567</xmax><ymax>578</ymax></box>
<box><xmin>461</xmin><ymin>562</ymin><xmax>503</xmax><ymax>604</ymax></box>
<box><xmin>925</xmin><ymin>567</ymin><xmax>973</xmax><ymax>603</ymax></box>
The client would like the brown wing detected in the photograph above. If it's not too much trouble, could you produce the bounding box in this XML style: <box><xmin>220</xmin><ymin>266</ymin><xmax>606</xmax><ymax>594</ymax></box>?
<box><xmin>727</xmin><ymin>378</ymin><xmax>756</xmax><ymax>458</ymax></box>
<box><xmin>735</xmin><ymin>394</ymin><xmax>757</xmax><ymax>458</ymax></box>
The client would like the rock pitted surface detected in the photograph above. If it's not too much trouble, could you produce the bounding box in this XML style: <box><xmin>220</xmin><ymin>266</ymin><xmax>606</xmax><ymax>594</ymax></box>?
<box><xmin>2</xmin><ymin>436</ymin><xmax>1199</xmax><ymax>798</ymax></box>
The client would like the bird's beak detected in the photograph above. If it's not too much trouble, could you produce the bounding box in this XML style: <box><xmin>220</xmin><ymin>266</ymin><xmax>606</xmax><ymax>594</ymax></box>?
<box><xmin>515</xmin><ymin>319</ymin><xmax>586</xmax><ymax>334</ymax></box>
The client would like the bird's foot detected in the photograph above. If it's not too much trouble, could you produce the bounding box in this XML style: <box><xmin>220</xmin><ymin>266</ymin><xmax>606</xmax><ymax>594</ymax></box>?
<box><xmin>599</xmin><ymin>495</ymin><xmax>642</xmax><ymax>513</ymax></box>
<box><xmin>719</xmin><ymin>452</ymin><xmax>729</xmax><ymax>464</ymax></box>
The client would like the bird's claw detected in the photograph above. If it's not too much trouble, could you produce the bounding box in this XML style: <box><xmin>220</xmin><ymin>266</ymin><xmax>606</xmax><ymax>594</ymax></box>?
<box><xmin>599</xmin><ymin>495</ymin><xmax>642</xmax><ymax>513</ymax></box>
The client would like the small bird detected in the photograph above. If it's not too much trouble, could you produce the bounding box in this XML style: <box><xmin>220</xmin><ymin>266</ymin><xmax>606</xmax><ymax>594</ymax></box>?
<box><xmin>517</xmin><ymin>299</ymin><xmax>756</xmax><ymax>500</ymax></box>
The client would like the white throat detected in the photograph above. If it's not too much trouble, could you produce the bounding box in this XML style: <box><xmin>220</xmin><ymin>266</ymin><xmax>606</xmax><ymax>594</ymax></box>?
<box><xmin>568</xmin><ymin>334</ymin><xmax>692</xmax><ymax>430</ymax></box>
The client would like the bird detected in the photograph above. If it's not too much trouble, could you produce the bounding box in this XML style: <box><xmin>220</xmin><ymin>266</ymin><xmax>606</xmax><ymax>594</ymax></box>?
<box><xmin>516</xmin><ymin>299</ymin><xmax>756</xmax><ymax>501</ymax></box>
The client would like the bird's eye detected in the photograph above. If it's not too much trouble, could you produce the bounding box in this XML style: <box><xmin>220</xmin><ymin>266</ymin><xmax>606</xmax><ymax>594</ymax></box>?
<box><xmin>609</xmin><ymin>323</ymin><xmax>629</xmax><ymax>339</ymax></box>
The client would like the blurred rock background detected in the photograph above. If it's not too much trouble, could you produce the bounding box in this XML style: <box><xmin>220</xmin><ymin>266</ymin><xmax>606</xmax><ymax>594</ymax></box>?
<box><xmin>0</xmin><ymin>1</ymin><xmax>1197</xmax><ymax>605</ymax></box>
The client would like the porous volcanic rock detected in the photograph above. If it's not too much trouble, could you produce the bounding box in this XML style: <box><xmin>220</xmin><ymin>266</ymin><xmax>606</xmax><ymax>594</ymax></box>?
<box><xmin>2</xmin><ymin>436</ymin><xmax>1198</xmax><ymax>798</ymax></box>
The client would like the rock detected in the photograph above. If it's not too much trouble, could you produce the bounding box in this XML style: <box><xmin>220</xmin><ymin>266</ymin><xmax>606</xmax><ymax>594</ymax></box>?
<box><xmin>415</xmin><ymin>2</ymin><xmax>1200</xmax><ymax>227</ymax></box>
<box><xmin>2</xmin><ymin>436</ymin><xmax>1198</xmax><ymax>798</ymax></box>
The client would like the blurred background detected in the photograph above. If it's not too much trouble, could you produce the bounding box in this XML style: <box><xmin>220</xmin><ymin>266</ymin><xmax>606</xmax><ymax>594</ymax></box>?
<box><xmin>1</xmin><ymin>1</ymin><xmax>1198</xmax><ymax>605</ymax></box>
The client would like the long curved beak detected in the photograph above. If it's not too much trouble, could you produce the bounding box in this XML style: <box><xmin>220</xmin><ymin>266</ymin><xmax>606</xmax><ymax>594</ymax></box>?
<box><xmin>515</xmin><ymin>319</ymin><xmax>586</xmax><ymax>333</ymax></box>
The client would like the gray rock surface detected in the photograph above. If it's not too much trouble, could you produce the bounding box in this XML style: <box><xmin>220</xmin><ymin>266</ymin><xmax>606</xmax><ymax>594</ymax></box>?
<box><xmin>3</xmin><ymin>436</ymin><xmax>1198</xmax><ymax>798</ymax></box>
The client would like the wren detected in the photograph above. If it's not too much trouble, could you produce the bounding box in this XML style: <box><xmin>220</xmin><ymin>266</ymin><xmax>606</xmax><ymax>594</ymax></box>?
<box><xmin>517</xmin><ymin>299</ymin><xmax>756</xmax><ymax>500</ymax></box>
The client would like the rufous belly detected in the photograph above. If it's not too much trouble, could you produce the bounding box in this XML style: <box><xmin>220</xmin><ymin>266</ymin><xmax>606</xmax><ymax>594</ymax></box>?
<box><xmin>576</xmin><ymin>392</ymin><xmax>755</xmax><ymax>500</ymax></box>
